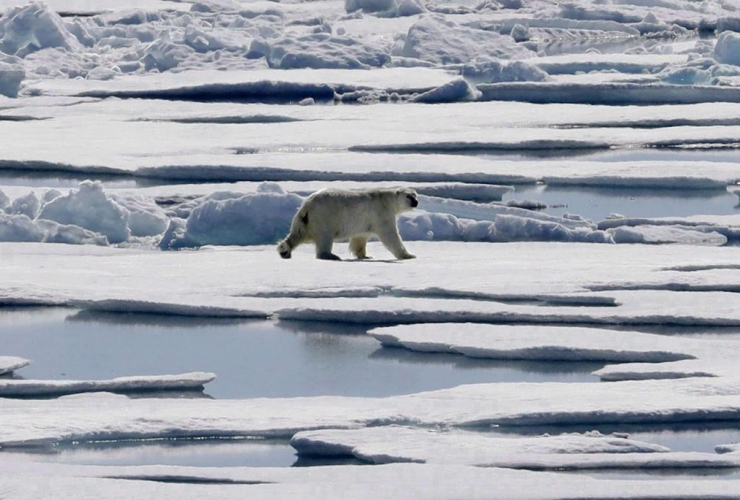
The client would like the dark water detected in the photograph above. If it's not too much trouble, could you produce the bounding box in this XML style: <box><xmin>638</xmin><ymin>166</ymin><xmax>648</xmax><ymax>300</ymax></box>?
<box><xmin>0</xmin><ymin>308</ymin><xmax>601</xmax><ymax>400</ymax></box>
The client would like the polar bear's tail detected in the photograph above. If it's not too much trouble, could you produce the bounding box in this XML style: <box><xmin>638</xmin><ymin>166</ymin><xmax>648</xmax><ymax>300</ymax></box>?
<box><xmin>277</xmin><ymin>205</ymin><xmax>310</xmax><ymax>259</ymax></box>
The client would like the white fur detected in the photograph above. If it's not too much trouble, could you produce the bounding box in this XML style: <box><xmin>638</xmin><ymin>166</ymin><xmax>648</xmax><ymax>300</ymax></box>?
<box><xmin>277</xmin><ymin>188</ymin><xmax>418</xmax><ymax>260</ymax></box>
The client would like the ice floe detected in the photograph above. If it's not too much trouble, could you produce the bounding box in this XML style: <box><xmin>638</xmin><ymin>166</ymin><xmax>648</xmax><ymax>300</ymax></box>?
<box><xmin>599</xmin><ymin>214</ymin><xmax>740</xmax><ymax>243</ymax></box>
<box><xmin>369</xmin><ymin>324</ymin><xmax>696</xmax><ymax>363</ymax></box>
<box><xmin>0</xmin><ymin>372</ymin><xmax>216</xmax><ymax>397</ymax></box>
<box><xmin>370</xmin><ymin>323</ymin><xmax>740</xmax><ymax>382</ymax></box>
<box><xmin>0</xmin><ymin>356</ymin><xmax>29</xmax><ymax>375</ymax></box>
<box><xmin>291</xmin><ymin>426</ymin><xmax>740</xmax><ymax>469</ymax></box>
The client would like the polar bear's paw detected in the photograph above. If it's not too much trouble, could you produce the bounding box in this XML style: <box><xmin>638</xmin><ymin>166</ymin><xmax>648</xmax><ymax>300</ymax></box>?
<box><xmin>318</xmin><ymin>252</ymin><xmax>342</xmax><ymax>261</ymax></box>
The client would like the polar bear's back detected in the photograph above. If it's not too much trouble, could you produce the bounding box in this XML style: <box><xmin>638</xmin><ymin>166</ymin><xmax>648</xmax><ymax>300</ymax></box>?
<box><xmin>300</xmin><ymin>188</ymin><xmax>399</xmax><ymax>238</ymax></box>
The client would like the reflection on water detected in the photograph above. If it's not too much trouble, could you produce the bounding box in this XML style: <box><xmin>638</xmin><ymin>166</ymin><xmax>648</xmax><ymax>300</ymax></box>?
<box><xmin>0</xmin><ymin>308</ymin><xmax>600</xmax><ymax>401</ymax></box>
<box><xmin>503</xmin><ymin>185</ymin><xmax>739</xmax><ymax>222</ymax></box>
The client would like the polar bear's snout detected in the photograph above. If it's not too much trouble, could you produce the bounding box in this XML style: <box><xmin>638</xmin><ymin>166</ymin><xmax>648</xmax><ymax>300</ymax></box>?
<box><xmin>277</xmin><ymin>240</ymin><xmax>292</xmax><ymax>259</ymax></box>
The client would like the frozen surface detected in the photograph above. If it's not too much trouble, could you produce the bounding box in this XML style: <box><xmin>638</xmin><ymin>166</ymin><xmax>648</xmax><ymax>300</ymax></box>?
<box><xmin>370</xmin><ymin>324</ymin><xmax>696</xmax><ymax>363</ymax></box>
<box><xmin>5</xmin><ymin>242</ymin><xmax>740</xmax><ymax>328</ymax></box>
<box><xmin>4</xmin><ymin>98</ymin><xmax>740</xmax><ymax>191</ymax></box>
<box><xmin>599</xmin><ymin>214</ymin><xmax>740</xmax><ymax>243</ymax></box>
<box><xmin>0</xmin><ymin>372</ymin><xmax>216</xmax><ymax>397</ymax></box>
<box><xmin>370</xmin><ymin>323</ymin><xmax>740</xmax><ymax>381</ymax></box>
<box><xmin>2</xmin><ymin>460</ymin><xmax>740</xmax><ymax>500</ymax></box>
<box><xmin>5</xmin><ymin>376</ymin><xmax>740</xmax><ymax>447</ymax></box>
<box><xmin>291</xmin><ymin>426</ymin><xmax>740</xmax><ymax>470</ymax></box>
<box><xmin>0</xmin><ymin>355</ymin><xmax>29</xmax><ymax>375</ymax></box>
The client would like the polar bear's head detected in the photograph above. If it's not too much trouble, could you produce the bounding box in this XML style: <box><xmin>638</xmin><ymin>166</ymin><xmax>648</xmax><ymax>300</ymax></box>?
<box><xmin>393</xmin><ymin>188</ymin><xmax>419</xmax><ymax>213</ymax></box>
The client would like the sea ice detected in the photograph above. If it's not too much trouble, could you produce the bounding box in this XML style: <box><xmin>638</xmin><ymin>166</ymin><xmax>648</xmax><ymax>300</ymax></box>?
<box><xmin>0</xmin><ymin>356</ymin><xmax>30</xmax><ymax>375</ymax></box>
<box><xmin>4</xmin><ymin>376</ymin><xmax>740</xmax><ymax>447</ymax></box>
<box><xmin>1</xmin><ymin>460</ymin><xmax>739</xmax><ymax>500</ymax></box>
<box><xmin>369</xmin><ymin>324</ymin><xmax>696</xmax><ymax>363</ymax></box>
<box><xmin>291</xmin><ymin>426</ymin><xmax>740</xmax><ymax>469</ymax></box>
<box><xmin>0</xmin><ymin>372</ymin><xmax>216</xmax><ymax>397</ymax></box>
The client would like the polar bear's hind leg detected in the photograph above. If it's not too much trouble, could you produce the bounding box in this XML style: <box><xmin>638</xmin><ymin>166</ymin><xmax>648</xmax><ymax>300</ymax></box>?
<box><xmin>349</xmin><ymin>236</ymin><xmax>371</xmax><ymax>259</ymax></box>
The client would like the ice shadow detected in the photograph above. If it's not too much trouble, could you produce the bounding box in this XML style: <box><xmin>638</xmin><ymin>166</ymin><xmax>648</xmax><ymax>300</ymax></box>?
<box><xmin>370</xmin><ymin>346</ymin><xmax>605</xmax><ymax>375</ymax></box>
<box><xmin>66</xmin><ymin>310</ymin><xmax>261</xmax><ymax>329</ymax></box>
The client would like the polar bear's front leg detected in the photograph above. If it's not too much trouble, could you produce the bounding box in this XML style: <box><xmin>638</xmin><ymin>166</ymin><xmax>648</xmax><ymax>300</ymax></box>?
<box><xmin>349</xmin><ymin>236</ymin><xmax>371</xmax><ymax>259</ymax></box>
<box><xmin>377</xmin><ymin>225</ymin><xmax>415</xmax><ymax>260</ymax></box>
<box><xmin>315</xmin><ymin>234</ymin><xmax>341</xmax><ymax>260</ymax></box>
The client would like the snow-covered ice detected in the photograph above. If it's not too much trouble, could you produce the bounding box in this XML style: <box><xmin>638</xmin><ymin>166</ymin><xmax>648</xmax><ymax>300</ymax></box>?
<box><xmin>5</xmin><ymin>376</ymin><xmax>740</xmax><ymax>447</ymax></box>
<box><xmin>2</xmin><ymin>460</ymin><xmax>740</xmax><ymax>500</ymax></box>
<box><xmin>291</xmin><ymin>426</ymin><xmax>740</xmax><ymax>469</ymax></box>
<box><xmin>4</xmin><ymin>242</ymin><xmax>740</xmax><ymax>328</ymax></box>
<box><xmin>370</xmin><ymin>323</ymin><xmax>740</xmax><ymax>381</ymax></box>
<box><xmin>0</xmin><ymin>356</ymin><xmax>30</xmax><ymax>375</ymax></box>
<box><xmin>5</xmin><ymin>0</ymin><xmax>740</xmax><ymax>493</ymax></box>
<box><xmin>0</xmin><ymin>372</ymin><xmax>216</xmax><ymax>397</ymax></box>
<box><xmin>369</xmin><ymin>324</ymin><xmax>696</xmax><ymax>363</ymax></box>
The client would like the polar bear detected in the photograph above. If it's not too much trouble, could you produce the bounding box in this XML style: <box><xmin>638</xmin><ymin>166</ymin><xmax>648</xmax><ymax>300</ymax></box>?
<box><xmin>277</xmin><ymin>187</ymin><xmax>418</xmax><ymax>260</ymax></box>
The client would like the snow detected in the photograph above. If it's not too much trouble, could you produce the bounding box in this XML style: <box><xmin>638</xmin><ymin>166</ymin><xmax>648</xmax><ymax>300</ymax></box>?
<box><xmin>0</xmin><ymin>3</ymin><xmax>81</xmax><ymax>57</ymax></box>
<box><xmin>599</xmin><ymin>215</ymin><xmax>740</xmax><ymax>243</ymax></box>
<box><xmin>0</xmin><ymin>213</ymin><xmax>108</xmax><ymax>245</ymax></box>
<box><xmin>38</xmin><ymin>181</ymin><xmax>130</xmax><ymax>244</ymax></box>
<box><xmin>607</xmin><ymin>225</ymin><xmax>728</xmax><ymax>246</ymax></box>
<box><xmin>0</xmin><ymin>356</ymin><xmax>29</xmax><ymax>375</ymax></box>
<box><xmin>394</xmin><ymin>16</ymin><xmax>532</xmax><ymax>64</ymax></box>
<box><xmin>0</xmin><ymin>60</ymin><xmax>24</xmax><ymax>97</ymax></box>
<box><xmin>1</xmin><ymin>461</ymin><xmax>740</xmax><ymax>500</ymax></box>
<box><xmin>161</xmin><ymin>186</ymin><xmax>303</xmax><ymax>249</ymax></box>
<box><xmin>714</xmin><ymin>31</ymin><xmax>740</xmax><ymax>67</ymax></box>
<box><xmin>0</xmin><ymin>372</ymin><xmax>216</xmax><ymax>397</ymax></box>
<box><xmin>291</xmin><ymin>426</ymin><xmax>740</xmax><ymax>469</ymax></box>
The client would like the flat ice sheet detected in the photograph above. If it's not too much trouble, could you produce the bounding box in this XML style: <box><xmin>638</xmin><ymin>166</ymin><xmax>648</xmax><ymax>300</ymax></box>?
<box><xmin>0</xmin><ymin>372</ymin><xmax>216</xmax><ymax>397</ymax></box>
<box><xmin>4</xmin><ymin>98</ymin><xmax>740</xmax><ymax>188</ymax></box>
<box><xmin>4</xmin><ymin>242</ymin><xmax>740</xmax><ymax>327</ymax></box>
<box><xmin>1</xmin><ymin>460</ymin><xmax>740</xmax><ymax>500</ymax></box>
<box><xmin>0</xmin><ymin>356</ymin><xmax>30</xmax><ymax>375</ymax></box>
<box><xmin>369</xmin><ymin>324</ymin><xmax>740</xmax><ymax>381</ymax></box>
<box><xmin>369</xmin><ymin>324</ymin><xmax>697</xmax><ymax>362</ymax></box>
<box><xmin>291</xmin><ymin>426</ymin><xmax>740</xmax><ymax>469</ymax></box>
<box><xmin>4</xmin><ymin>376</ymin><xmax>740</xmax><ymax>446</ymax></box>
